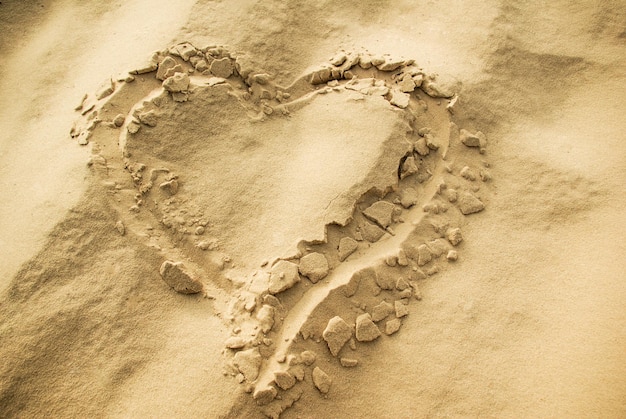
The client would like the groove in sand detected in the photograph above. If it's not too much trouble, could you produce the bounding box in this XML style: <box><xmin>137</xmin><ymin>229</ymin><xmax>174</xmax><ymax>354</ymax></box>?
<box><xmin>255</xmin><ymin>126</ymin><xmax>450</xmax><ymax>389</ymax></box>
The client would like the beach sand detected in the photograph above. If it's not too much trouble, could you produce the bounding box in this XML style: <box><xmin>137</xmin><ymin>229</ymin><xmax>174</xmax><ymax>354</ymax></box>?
<box><xmin>1</xmin><ymin>1</ymin><xmax>624</xmax><ymax>417</ymax></box>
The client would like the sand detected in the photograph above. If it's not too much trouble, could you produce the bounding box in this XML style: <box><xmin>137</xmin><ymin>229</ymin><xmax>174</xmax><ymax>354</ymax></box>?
<box><xmin>1</xmin><ymin>1</ymin><xmax>625</xmax><ymax>418</ymax></box>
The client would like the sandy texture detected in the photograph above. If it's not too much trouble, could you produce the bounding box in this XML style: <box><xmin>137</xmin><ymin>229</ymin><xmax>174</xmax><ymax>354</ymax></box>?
<box><xmin>1</xmin><ymin>1</ymin><xmax>625</xmax><ymax>418</ymax></box>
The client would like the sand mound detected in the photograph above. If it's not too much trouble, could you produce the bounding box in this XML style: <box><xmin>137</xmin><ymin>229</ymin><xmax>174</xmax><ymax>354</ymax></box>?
<box><xmin>66</xmin><ymin>42</ymin><xmax>492</xmax><ymax>417</ymax></box>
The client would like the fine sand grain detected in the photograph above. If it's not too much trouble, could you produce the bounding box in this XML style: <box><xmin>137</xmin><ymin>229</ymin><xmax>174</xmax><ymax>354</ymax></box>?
<box><xmin>1</xmin><ymin>1</ymin><xmax>625</xmax><ymax>418</ymax></box>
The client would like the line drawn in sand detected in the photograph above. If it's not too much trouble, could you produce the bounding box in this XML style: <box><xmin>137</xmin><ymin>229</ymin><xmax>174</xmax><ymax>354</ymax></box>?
<box><xmin>73</xmin><ymin>42</ymin><xmax>491</xmax><ymax>418</ymax></box>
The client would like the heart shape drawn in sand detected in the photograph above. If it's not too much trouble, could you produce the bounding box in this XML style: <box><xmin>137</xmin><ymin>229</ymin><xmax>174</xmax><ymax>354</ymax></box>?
<box><xmin>76</xmin><ymin>42</ymin><xmax>489</xmax><ymax>415</ymax></box>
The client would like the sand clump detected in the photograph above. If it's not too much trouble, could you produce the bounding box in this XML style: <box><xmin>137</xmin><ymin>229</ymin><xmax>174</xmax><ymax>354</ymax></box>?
<box><xmin>273</xmin><ymin>371</ymin><xmax>296</xmax><ymax>391</ymax></box>
<box><xmin>312</xmin><ymin>367</ymin><xmax>332</xmax><ymax>394</ymax></box>
<box><xmin>159</xmin><ymin>260</ymin><xmax>203</xmax><ymax>294</ymax></box>
<box><xmin>355</xmin><ymin>313</ymin><xmax>382</xmax><ymax>342</ymax></box>
<box><xmin>363</xmin><ymin>201</ymin><xmax>396</xmax><ymax>229</ymax></box>
<box><xmin>361</xmin><ymin>221</ymin><xmax>386</xmax><ymax>243</ymax></box>
<box><xmin>268</xmin><ymin>261</ymin><xmax>301</xmax><ymax>295</ymax></box>
<box><xmin>446</xmin><ymin>227</ymin><xmax>463</xmax><ymax>245</ymax></box>
<box><xmin>322</xmin><ymin>316</ymin><xmax>353</xmax><ymax>357</ymax></box>
<box><xmin>298</xmin><ymin>252</ymin><xmax>329</xmax><ymax>283</ymax></box>
<box><xmin>300</xmin><ymin>350</ymin><xmax>317</xmax><ymax>366</ymax></box>
<box><xmin>337</xmin><ymin>237</ymin><xmax>359</xmax><ymax>261</ymax></box>
<box><xmin>371</xmin><ymin>301</ymin><xmax>395</xmax><ymax>322</ymax></box>
<box><xmin>457</xmin><ymin>191</ymin><xmax>485</xmax><ymax>215</ymax></box>
<box><xmin>253</xmin><ymin>386</ymin><xmax>278</xmax><ymax>406</ymax></box>
<box><xmin>460</xmin><ymin>128</ymin><xmax>487</xmax><ymax>153</ymax></box>
<box><xmin>256</xmin><ymin>304</ymin><xmax>276</xmax><ymax>333</ymax></box>
<box><xmin>394</xmin><ymin>300</ymin><xmax>410</xmax><ymax>318</ymax></box>
<box><xmin>339</xmin><ymin>357</ymin><xmax>359</xmax><ymax>367</ymax></box>
<box><xmin>234</xmin><ymin>348</ymin><xmax>263</xmax><ymax>382</ymax></box>
<box><xmin>385</xmin><ymin>318</ymin><xmax>402</xmax><ymax>335</ymax></box>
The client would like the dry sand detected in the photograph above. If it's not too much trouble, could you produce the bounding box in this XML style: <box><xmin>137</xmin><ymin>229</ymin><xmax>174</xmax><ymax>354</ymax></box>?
<box><xmin>1</xmin><ymin>1</ymin><xmax>625</xmax><ymax>418</ymax></box>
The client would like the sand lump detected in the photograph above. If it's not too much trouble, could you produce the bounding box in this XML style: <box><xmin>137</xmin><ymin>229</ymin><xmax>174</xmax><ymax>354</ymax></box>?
<box><xmin>298</xmin><ymin>252</ymin><xmax>329</xmax><ymax>284</ymax></box>
<box><xmin>355</xmin><ymin>313</ymin><xmax>382</xmax><ymax>342</ymax></box>
<box><xmin>322</xmin><ymin>316</ymin><xmax>353</xmax><ymax>357</ymax></box>
<box><xmin>337</xmin><ymin>237</ymin><xmax>359</xmax><ymax>261</ymax></box>
<box><xmin>233</xmin><ymin>348</ymin><xmax>263</xmax><ymax>382</ymax></box>
<box><xmin>73</xmin><ymin>42</ymin><xmax>492</xmax><ymax>417</ymax></box>
<box><xmin>159</xmin><ymin>260</ymin><xmax>203</xmax><ymax>294</ymax></box>
<box><xmin>371</xmin><ymin>301</ymin><xmax>395</xmax><ymax>322</ymax></box>
<box><xmin>363</xmin><ymin>201</ymin><xmax>396</xmax><ymax>229</ymax></box>
<box><xmin>268</xmin><ymin>261</ymin><xmax>301</xmax><ymax>295</ymax></box>
<box><xmin>312</xmin><ymin>367</ymin><xmax>332</xmax><ymax>394</ymax></box>
<box><xmin>385</xmin><ymin>318</ymin><xmax>402</xmax><ymax>335</ymax></box>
